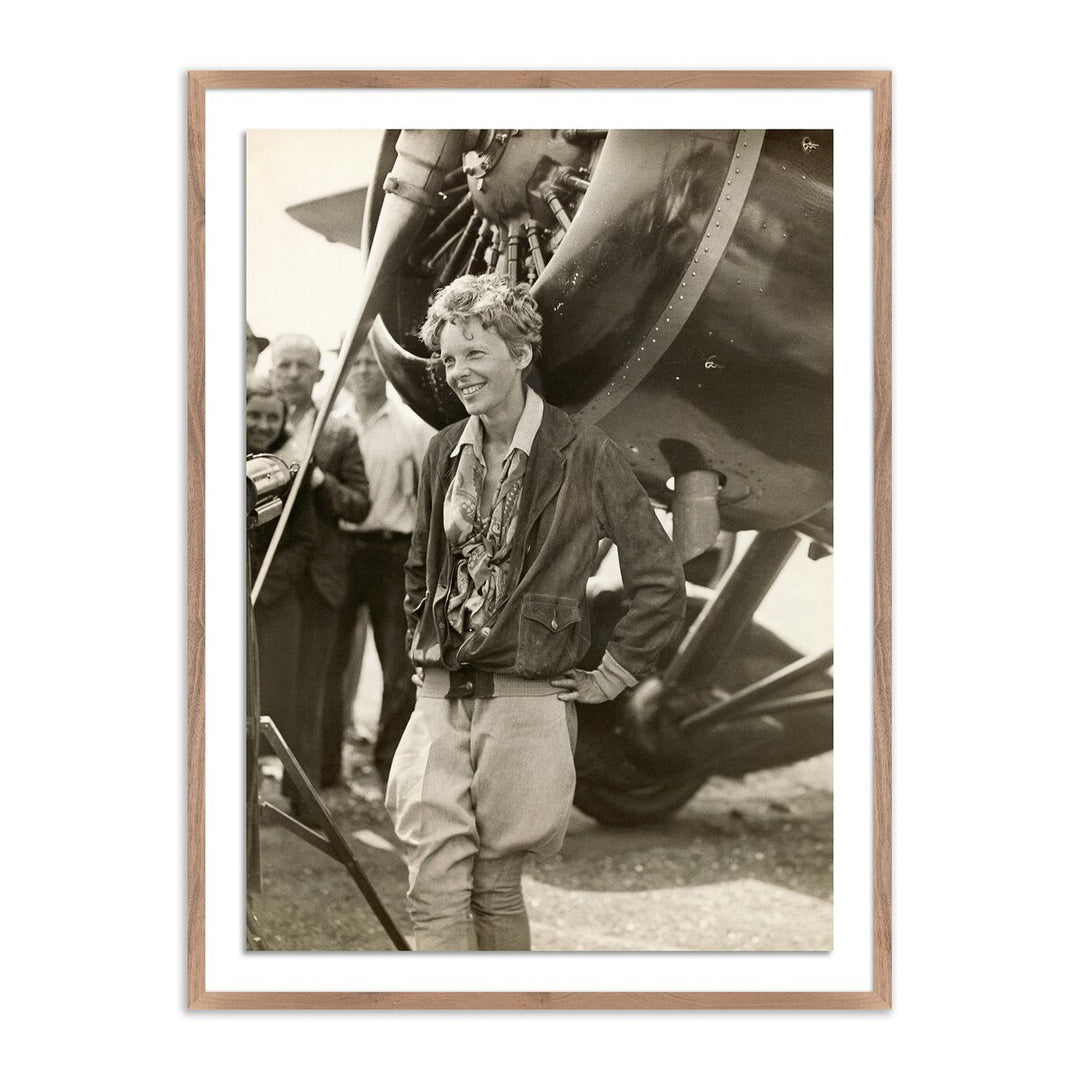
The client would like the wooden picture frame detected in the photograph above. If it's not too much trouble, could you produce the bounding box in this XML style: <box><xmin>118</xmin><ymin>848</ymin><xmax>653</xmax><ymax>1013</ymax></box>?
<box><xmin>188</xmin><ymin>69</ymin><xmax>891</xmax><ymax>1010</ymax></box>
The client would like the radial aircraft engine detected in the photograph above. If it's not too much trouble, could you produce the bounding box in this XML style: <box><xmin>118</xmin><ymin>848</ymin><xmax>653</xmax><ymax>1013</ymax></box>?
<box><xmin>317</xmin><ymin>128</ymin><xmax>834</xmax><ymax>824</ymax></box>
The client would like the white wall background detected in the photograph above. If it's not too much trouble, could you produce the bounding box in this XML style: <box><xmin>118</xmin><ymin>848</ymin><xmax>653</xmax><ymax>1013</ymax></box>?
<box><xmin>4</xmin><ymin>3</ymin><xmax>1076</xmax><ymax>1076</ymax></box>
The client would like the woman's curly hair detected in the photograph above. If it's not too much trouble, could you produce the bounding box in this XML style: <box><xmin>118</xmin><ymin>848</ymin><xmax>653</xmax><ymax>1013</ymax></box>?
<box><xmin>419</xmin><ymin>274</ymin><xmax>543</xmax><ymax>366</ymax></box>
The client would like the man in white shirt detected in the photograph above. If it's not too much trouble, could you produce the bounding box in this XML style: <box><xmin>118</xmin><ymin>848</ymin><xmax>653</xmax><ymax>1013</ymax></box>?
<box><xmin>322</xmin><ymin>341</ymin><xmax>434</xmax><ymax>786</ymax></box>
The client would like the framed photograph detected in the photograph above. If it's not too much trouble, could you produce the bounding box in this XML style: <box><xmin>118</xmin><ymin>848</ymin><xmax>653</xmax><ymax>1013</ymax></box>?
<box><xmin>189</xmin><ymin>70</ymin><xmax>891</xmax><ymax>1009</ymax></box>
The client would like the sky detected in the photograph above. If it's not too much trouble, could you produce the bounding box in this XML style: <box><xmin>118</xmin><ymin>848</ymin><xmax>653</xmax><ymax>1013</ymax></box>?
<box><xmin>246</xmin><ymin>130</ymin><xmax>384</xmax><ymax>368</ymax></box>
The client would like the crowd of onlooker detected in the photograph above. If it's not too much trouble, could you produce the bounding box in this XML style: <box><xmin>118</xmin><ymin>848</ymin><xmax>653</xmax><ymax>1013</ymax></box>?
<box><xmin>245</xmin><ymin>324</ymin><xmax>434</xmax><ymax>823</ymax></box>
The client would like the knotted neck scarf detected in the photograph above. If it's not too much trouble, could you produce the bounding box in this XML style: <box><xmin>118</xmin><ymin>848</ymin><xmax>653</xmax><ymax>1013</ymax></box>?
<box><xmin>443</xmin><ymin>439</ymin><xmax>529</xmax><ymax>656</ymax></box>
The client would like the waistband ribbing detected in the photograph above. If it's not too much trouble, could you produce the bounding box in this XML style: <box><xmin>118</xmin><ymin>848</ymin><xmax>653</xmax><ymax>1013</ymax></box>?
<box><xmin>419</xmin><ymin>667</ymin><xmax>562</xmax><ymax>699</ymax></box>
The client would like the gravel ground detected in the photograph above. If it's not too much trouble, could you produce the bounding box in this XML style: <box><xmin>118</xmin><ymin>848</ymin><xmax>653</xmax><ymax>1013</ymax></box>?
<box><xmin>249</xmin><ymin>748</ymin><xmax>832</xmax><ymax>952</ymax></box>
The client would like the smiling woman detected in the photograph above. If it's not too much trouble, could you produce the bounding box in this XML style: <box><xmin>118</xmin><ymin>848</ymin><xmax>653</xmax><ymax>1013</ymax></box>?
<box><xmin>439</xmin><ymin>319</ymin><xmax>530</xmax><ymax>434</ymax></box>
<box><xmin>245</xmin><ymin>375</ymin><xmax>290</xmax><ymax>454</ymax></box>
<box><xmin>384</xmin><ymin>273</ymin><xmax>687</xmax><ymax>951</ymax></box>
<box><xmin>245</xmin><ymin>381</ymin><xmax>288</xmax><ymax>454</ymax></box>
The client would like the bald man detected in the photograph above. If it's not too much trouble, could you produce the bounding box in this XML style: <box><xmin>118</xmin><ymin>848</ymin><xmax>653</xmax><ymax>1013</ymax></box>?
<box><xmin>269</xmin><ymin>333</ymin><xmax>371</xmax><ymax>818</ymax></box>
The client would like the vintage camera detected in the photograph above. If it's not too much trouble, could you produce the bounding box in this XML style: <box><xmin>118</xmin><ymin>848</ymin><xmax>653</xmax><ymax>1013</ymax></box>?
<box><xmin>245</xmin><ymin>454</ymin><xmax>297</xmax><ymax>530</ymax></box>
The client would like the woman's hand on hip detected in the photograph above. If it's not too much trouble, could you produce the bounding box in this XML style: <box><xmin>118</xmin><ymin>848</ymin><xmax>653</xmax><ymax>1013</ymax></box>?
<box><xmin>551</xmin><ymin>669</ymin><xmax>614</xmax><ymax>704</ymax></box>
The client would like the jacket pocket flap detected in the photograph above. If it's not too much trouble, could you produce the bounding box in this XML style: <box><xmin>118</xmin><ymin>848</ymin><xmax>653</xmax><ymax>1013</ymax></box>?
<box><xmin>522</xmin><ymin>594</ymin><xmax>582</xmax><ymax>633</ymax></box>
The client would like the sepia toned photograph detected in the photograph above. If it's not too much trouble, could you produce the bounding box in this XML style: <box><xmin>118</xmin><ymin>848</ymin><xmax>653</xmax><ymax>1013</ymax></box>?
<box><xmin>243</xmin><ymin>126</ymin><xmax>835</xmax><ymax>954</ymax></box>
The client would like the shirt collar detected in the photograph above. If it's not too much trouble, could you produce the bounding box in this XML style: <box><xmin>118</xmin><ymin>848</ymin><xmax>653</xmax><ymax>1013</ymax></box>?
<box><xmin>356</xmin><ymin>397</ymin><xmax>392</xmax><ymax>429</ymax></box>
<box><xmin>286</xmin><ymin>400</ymin><xmax>314</xmax><ymax>431</ymax></box>
<box><xmin>450</xmin><ymin>385</ymin><xmax>544</xmax><ymax>462</ymax></box>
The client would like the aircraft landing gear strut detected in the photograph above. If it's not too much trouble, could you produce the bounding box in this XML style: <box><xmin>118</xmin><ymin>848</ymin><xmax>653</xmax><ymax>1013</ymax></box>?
<box><xmin>573</xmin><ymin>529</ymin><xmax>833</xmax><ymax>826</ymax></box>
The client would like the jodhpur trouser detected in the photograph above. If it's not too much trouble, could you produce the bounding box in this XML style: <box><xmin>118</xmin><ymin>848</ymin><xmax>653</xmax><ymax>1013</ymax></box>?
<box><xmin>385</xmin><ymin>669</ymin><xmax>578</xmax><ymax>951</ymax></box>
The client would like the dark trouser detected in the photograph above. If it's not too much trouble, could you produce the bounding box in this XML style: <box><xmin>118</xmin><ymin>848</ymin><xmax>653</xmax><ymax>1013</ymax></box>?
<box><xmin>285</xmin><ymin>578</ymin><xmax>339</xmax><ymax>812</ymax></box>
<box><xmin>321</xmin><ymin>534</ymin><xmax>416</xmax><ymax>785</ymax></box>
<box><xmin>252</xmin><ymin>591</ymin><xmax>302</xmax><ymax>760</ymax></box>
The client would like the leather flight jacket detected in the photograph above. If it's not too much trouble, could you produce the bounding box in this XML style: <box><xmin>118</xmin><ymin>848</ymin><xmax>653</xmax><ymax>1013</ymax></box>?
<box><xmin>405</xmin><ymin>401</ymin><xmax>685</xmax><ymax>683</ymax></box>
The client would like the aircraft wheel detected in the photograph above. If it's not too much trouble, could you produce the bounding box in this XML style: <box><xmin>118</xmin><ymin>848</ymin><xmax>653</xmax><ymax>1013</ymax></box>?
<box><xmin>571</xmin><ymin>615</ymin><xmax>831</xmax><ymax>826</ymax></box>
<box><xmin>571</xmin><ymin>693</ymin><xmax>708</xmax><ymax>826</ymax></box>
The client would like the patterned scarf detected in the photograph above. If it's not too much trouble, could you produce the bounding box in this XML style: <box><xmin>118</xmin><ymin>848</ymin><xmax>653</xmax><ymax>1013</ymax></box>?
<box><xmin>443</xmin><ymin>440</ymin><xmax>529</xmax><ymax>654</ymax></box>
